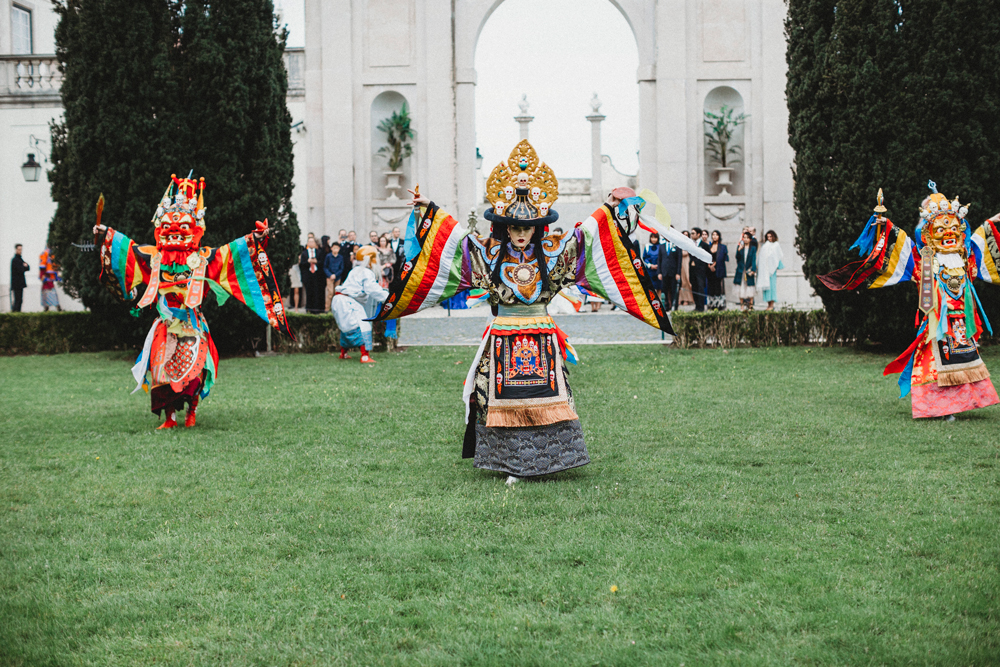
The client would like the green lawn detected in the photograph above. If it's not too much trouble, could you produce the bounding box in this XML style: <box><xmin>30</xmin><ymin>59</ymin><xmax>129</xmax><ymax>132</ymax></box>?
<box><xmin>1</xmin><ymin>346</ymin><xmax>998</xmax><ymax>666</ymax></box>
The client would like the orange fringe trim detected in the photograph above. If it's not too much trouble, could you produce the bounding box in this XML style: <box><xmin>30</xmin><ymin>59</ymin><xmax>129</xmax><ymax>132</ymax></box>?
<box><xmin>485</xmin><ymin>403</ymin><xmax>578</xmax><ymax>428</ymax></box>
<box><xmin>937</xmin><ymin>365</ymin><xmax>990</xmax><ymax>387</ymax></box>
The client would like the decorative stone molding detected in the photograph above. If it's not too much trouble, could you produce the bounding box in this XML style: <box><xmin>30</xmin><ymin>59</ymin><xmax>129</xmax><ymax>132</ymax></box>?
<box><xmin>372</xmin><ymin>203</ymin><xmax>412</xmax><ymax>230</ymax></box>
<box><xmin>703</xmin><ymin>201</ymin><xmax>746</xmax><ymax>242</ymax></box>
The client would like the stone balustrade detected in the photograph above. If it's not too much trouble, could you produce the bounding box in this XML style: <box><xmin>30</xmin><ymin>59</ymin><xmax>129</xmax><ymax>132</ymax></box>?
<box><xmin>1</xmin><ymin>50</ymin><xmax>305</xmax><ymax>105</ymax></box>
<box><xmin>0</xmin><ymin>54</ymin><xmax>62</xmax><ymax>106</ymax></box>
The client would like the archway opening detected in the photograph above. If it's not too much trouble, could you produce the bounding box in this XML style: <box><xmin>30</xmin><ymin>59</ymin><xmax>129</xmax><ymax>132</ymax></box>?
<box><xmin>474</xmin><ymin>0</ymin><xmax>640</xmax><ymax>220</ymax></box>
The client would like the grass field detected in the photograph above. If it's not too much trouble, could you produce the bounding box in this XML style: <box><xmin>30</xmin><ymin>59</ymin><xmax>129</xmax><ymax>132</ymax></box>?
<box><xmin>1</xmin><ymin>345</ymin><xmax>998</xmax><ymax>666</ymax></box>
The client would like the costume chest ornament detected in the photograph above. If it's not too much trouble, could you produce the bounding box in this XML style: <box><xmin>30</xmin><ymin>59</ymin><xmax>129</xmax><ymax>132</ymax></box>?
<box><xmin>513</xmin><ymin>263</ymin><xmax>537</xmax><ymax>286</ymax></box>
<box><xmin>500</xmin><ymin>255</ymin><xmax>543</xmax><ymax>304</ymax></box>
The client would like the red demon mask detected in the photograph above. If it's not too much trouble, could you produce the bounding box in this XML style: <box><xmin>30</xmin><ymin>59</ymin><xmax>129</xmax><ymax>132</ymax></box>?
<box><xmin>152</xmin><ymin>174</ymin><xmax>207</xmax><ymax>252</ymax></box>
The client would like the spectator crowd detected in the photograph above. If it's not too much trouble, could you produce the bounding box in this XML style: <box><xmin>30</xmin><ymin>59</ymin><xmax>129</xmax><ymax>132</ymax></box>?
<box><xmin>288</xmin><ymin>226</ymin><xmax>405</xmax><ymax>315</ymax></box>
<box><xmin>644</xmin><ymin>226</ymin><xmax>785</xmax><ymax>313</ymax></box>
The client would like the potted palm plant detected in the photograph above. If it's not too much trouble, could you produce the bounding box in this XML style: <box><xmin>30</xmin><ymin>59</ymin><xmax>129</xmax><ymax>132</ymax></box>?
<box><xmin>704</xmin><ymin>104</ymin><xmax>748</xmax><ymax>196</ymax></box>
<box><xmin>376</xmin><ymin>102</ymin><xmax>414</xmax><ymax>200</ymax></box>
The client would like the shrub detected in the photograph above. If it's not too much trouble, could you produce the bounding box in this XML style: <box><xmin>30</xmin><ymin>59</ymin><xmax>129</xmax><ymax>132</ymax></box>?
<box><xmin>0</xmin><ymin>312</ymin><xmax>398</xmax><ymax>356</ymax></box>
<box><xmin>669</xmin><ymin>309</ymin><xmax>846</xmax><ymax>349</ymax></box>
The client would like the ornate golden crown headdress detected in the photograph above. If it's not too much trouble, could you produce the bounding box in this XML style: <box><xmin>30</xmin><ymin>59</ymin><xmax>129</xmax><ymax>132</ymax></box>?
<box><xmin>485</xmin><ymin>140</ymin><xmax>559</xmax><ymax>220</ymax></box>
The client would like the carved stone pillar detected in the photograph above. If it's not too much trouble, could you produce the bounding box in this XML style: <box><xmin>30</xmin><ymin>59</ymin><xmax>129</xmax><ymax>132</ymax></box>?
<box><xmin>586</xmin><ymin>93</ymin><xmax>606</xmax><ymax>203</ymax></box>
<box><xmin>514</xmin><ymin>94</ymin><xmax>534</xmax><ymax>141</ymax></box>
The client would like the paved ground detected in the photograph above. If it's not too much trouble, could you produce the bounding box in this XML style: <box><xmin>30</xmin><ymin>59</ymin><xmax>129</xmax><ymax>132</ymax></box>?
<box><xmin>397</xmin><ymin>304</ymin><xmax>670</xmax><ymax>346</ymax></box>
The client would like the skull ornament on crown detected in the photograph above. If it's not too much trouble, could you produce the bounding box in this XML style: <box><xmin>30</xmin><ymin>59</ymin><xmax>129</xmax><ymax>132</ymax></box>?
<box><xmin>918</xmin><ymin>182</ymin><xmax>969</xmax><ymax>256</ymax></box>
<box><xmin>153</xmin><ymin>174</ymin><xmax>207</xmax><ymax>252</ymax></box>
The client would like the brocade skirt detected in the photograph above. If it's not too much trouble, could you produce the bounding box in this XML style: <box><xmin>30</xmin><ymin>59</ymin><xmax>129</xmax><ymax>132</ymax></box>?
<box><xmin>465</xmin><ymin>311</ymin><xmax>590</xmax><ymax>477</ymax></box>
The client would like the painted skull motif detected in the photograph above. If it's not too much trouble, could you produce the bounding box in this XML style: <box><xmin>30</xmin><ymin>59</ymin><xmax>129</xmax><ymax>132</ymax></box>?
<box><xmin>539</xmin><ymin>202</ymin><xmax>550</xmax><ymax>216</ymax></box>
<box><xmin>503</xmin><ymin>186</ymin><xmax>515</xmax><ymax>201</ymax></box>
<box><xmin>495</xmin><ymin>202</ymin><xmax>507</xmax><ymax>215</ymax></box>
<box><xmin>154</xmin><ymin>210</ymin><xmax>204</xmax><ymax>251</ymax></box>
<box><xmin>953</xmin><ymin>317</ymin><xmax>969</xmax><ymax>345</ymax></box>
<box><xmin>531</xmin><ymin>186</ymin><xmax>541</xmax><ymax>201</ymax></box>
<box><xmin>516</xmin><ymin>173</ymin><xmax>530</xmax><ymax>189</ymax></box>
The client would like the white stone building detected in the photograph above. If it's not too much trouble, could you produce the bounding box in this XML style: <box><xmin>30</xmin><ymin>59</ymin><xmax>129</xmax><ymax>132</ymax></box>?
<box><xmin>0</xmin><ymin>0</ymin><xmax>820</xmax><ymax>311</ymax></box>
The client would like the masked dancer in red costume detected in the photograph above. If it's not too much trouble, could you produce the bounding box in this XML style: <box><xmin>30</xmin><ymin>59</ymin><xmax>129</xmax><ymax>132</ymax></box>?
<box><xmin>93</xmin><ymin>174</ymin><xmax>292</xmax><ymax>429</ymax></box>
<box><xmin>819</xmin><ymin>183</ymin><xmax>1000</xmax><ymax>420</ymax></box>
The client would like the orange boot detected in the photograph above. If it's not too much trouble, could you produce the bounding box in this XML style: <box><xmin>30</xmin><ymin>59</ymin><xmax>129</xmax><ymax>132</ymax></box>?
<box><xmin>360</xmin><ymin>345</ymin><xmax>376</xmax><ymax>363</ymax></box>
<box><xmin>184</xmin><ymin>397</ymin><xmax>199</xmax><ymax>428</ymax></box>
<box><xmin>158</xmin><ymin>410</ymin><xmax>177</xmax><ymax>430</ymax></box>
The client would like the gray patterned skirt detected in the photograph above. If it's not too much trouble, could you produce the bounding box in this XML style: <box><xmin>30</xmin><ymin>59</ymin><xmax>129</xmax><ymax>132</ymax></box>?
<box><xmin>473</xmin><ymin>420</ymin><xmax>590</xmax><ymax>477</ymax></box>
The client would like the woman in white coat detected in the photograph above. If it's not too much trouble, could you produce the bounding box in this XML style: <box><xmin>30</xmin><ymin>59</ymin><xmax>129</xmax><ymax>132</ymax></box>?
<box><xmin>757</xmin><ymin>230</ymin><xmax>785</xmax><ymax>310</ymax></box>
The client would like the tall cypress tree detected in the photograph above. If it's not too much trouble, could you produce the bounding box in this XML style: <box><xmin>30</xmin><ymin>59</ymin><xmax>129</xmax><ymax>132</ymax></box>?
<box><xmin>173</xmin><ymin>0</ymin><xmax>300</xmax><ymax>352</ymax></box>
<box><xmin>48</xmin><ymin>0</ymin><xmax>299</xmax><ymax>352</ymax></box>
<box><xmin>48</xmin><ymin>0</ymin><xmax>181</xmax><ymax>345</ymax></box>
<box><xmin>787</xmin><ymin>0</ymin><xmax>1000</xmax><ymax>347</ymax></box>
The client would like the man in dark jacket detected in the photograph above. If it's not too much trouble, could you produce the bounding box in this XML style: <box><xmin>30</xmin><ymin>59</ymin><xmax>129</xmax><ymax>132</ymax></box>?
<box><xmin>340</xmin><ymin>230</ymin><xmax>359</xmax><ymax>278</ymax></box>
<box><xmin>688</xmin><ymin>227</ymin><xmax>710</xmax><ymax>311</ymax></box>
<box><xmin>657</xmin><ymin>240</ymin><xmax>682</xmax><ymax>311</ymax></box>
<box><xmin>10</xmin><ymin>244</ymin><xmax>29</xmax><ymax>312</ymax></box>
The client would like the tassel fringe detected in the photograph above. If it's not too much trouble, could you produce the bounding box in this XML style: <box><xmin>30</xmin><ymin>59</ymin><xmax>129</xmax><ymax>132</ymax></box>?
<box><xmin>937</xmin><ymin>365</ymin><xmax>990</xmax><ymax>388</ymax></box>
<box><xmin>485</xmin><ymin>403</ymin><xmax>578</xmax><ymax>428</ymax></box>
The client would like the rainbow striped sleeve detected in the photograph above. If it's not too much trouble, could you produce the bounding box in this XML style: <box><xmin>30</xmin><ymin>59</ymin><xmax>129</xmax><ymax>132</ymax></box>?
<box><xmin>577</xmin><ymin>205</ymin><xmax>672</xmax><ymax>333</ymax></box>
<box><xmin>374</xmin><ymin>203</ymin><xmax>470</xmax><ymax>320</ymax></box>
<box><xmin>207</xmin><ymin>234</ymin><xmax>293</xmax><ymax>337</ymax></box>
<box><xmin>98</xmin><ymin>228</ymin><xmax>152</xmax><ymax>301</ymax></box>
<box><xmin>868</xmin><ymin>226</ymin><xmax>916</xmax><ymax>289</ymax></box>
<box><xmin>972</xmin><ymin>221</ymin><xmax>1000</xmax><ymax>284</ymax></box>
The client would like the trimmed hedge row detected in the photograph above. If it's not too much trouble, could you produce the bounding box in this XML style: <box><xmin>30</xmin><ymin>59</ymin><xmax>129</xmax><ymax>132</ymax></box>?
<box><xmin>8</xmin><ymin>308</ymin><xmax>989</xmax><ymax>355</ymax></box>
<box><xmin>0</xmin><ymin>312</ymin><xmax>131</xmax><ymax>355</ymax></box>
<box><xmin>0</xmin><ymin>312</ymin><xmax>395</xmax><ymax>356</ymax></box>
<box><xmin>669</xmin><ymin>309</ymin><xmax>845</xmax><ymax>349</ymax></box>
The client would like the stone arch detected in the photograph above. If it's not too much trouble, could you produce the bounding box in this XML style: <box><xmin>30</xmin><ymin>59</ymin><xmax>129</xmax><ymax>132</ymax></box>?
<box><xmin>451</xmin><ymin>0</ymin><xmax>656</xmax><ymax>217</ymax></box>
<box><xmin>465</xmin><ymin>0</ymin><xmax>654</xmax><ymax>70</ymax></box>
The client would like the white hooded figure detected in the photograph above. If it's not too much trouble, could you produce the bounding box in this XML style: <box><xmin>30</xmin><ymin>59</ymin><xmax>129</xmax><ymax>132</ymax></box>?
<box><xmin>331</xmin><ymin>246</ymin><xmax>389</xmax><ymax>363</ymax></box>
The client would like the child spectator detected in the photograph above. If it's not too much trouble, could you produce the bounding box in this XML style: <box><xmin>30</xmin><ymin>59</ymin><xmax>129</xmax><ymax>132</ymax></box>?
<box><xmin>323</xmin><ymin>242</ymin><xmax>345</xmax><ymax>312</ymax></box>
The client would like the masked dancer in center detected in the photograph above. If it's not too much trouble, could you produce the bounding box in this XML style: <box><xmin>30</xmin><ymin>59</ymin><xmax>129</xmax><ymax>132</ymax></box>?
<box><xmin>374</xmin><ymin>140</ymin><xmax>710</xmax><ymax>484</ymax></box>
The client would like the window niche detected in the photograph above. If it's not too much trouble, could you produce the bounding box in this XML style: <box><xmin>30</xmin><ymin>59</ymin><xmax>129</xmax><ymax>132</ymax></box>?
<box><xmin>370</xmin><ymin>90</ymin><xmax>413</xmax><ymax>202</ymax></box>
<box><xmin>702</xmin><ymin>86</ymin><xmax>746</xmax><ymax>198</ymax></box>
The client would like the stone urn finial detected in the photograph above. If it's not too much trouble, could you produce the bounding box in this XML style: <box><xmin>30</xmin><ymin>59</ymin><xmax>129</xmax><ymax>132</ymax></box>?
<box><xmin>517</xmin><ymin>94</ymin><xmax>530</xmax><ymax>115</ymax></box>
<box><xmin>467</xmin><ymin>207</ymin><xmax>479</xmax><ymax>236</ymax></box>
<box><xmin>590</xmin><ymin>93</ymin><xmax>602</xmax><ymax>114</ymax></box>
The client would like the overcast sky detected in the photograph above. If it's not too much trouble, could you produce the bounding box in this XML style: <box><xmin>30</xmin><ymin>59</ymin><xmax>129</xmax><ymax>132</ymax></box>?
<box><xmin>276</xmin><ymin>0</ymin><xmax>640</xmax><ymax>179</ymax></box>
